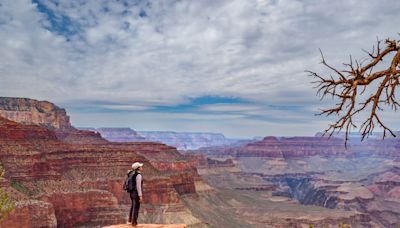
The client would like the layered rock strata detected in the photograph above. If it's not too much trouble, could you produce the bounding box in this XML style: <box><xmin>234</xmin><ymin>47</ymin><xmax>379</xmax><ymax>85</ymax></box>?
<box><xmin>194</xmin><ymin>136</ymin><xmax>400</xmax><ymax>227</ymax></box>
<box><xmin>0</xmin><ymin>114</ymin><xmax>202</xmax><ymax>227</ymax></box>
<box><xmin>89</xmin><ymin>128</ymin><xmax>245</xmax><ymax>150</ymax></box>
<box><xmin>82</xmin><ymin>128</ymin><xmax>146</xmax><ymax>142</ymax></box>
<box><xmin>0</xmin><ymin>97</ymin><xmax>72</xmax><ymax>130</ymax></box>
<box><xmin>0</xmin><ymin>200</ymin><xmax>57</xmax><ymax>228</ymax></box>
<box><xmin>198</xmin><ymin>135</ymin><xmax>400</xmax><ymax>159</ymax></box>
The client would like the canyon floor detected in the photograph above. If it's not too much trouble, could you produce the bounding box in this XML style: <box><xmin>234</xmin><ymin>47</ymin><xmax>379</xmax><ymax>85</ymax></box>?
<box><xmin>181</xmin><ymin>152</ymin><xmax>400</xmax><ymax>227</ymax></box>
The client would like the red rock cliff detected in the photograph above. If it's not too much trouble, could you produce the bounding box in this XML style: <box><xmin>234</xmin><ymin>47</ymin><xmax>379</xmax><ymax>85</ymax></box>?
<box><xmin>0</xmin><ymin>97</ymin><xmax>72</xmax><ymax>130</ymax></box>
<box><xmin>203</xmin><ymin>136</ymin><xmax>348</xmax><ymax>158</ymax></box>
<box><xmin>201</xmin><ymin>135</ymin><xmax>400</xmax><ymax>159</ymax></box>
<box><xmin>0</xmin><ymin>115</ymin><xmax>201</xmax><ymax>227</ymax></box>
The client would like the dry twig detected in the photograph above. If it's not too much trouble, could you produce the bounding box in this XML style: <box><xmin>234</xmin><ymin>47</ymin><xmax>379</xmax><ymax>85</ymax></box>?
<box><xmin>307</xmin><ymin>38</ymin><xmax>400</xmax><ymax>146</ymax></box>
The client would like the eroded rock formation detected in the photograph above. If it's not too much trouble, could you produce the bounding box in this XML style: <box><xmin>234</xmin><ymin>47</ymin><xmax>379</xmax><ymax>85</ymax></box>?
<box><xmin>0</xmin><ymin>97</ymin><xmax>72</xmax><ymax>130</ymax></box>
<box><xmin>0</xmin><ymin>100</ymin><xmax>203</xmax><ymax>227</ymax></box>
<box><xmin>193</xmin><ymin>135</ymin><xmax>400</xmax><ymax>227</ymax></box>
<box><xmin>2</xmin><ymin>97</ymin><xmax>399</xmax><ymax>227</ymax></box>
<box><xmin>91</xmin><ymin>128</ymin><xmax>246</xmax><ymax>150</ymax></box>
<box><xmin>85</xmin><ymin>128</ymin><xmax>146</xmax><ymax>142</ymax></box>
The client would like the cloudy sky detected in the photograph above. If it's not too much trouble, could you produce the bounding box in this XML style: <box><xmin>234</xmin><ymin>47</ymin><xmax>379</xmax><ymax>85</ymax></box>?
<box><xmin>1</xmin><ymin>0</ymin><xmax>399</xmax><ymax>138</ymax></box>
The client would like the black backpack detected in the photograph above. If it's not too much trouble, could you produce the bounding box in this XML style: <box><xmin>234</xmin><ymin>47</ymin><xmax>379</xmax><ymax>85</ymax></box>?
<box><xmin>123</xmin><ymin>171</ymin><xmax>139</xmax><ymax>192</ymax></box>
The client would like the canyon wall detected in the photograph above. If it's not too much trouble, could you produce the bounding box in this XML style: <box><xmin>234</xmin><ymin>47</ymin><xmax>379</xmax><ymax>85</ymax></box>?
<box><xmin>137</xmin><ymin>131</ymin><xmax>231</xmax><ymax>150</ymax></box>
<box><xmin>193</xmin><ymin>135</ymin><xmax>400</xmax><ymax>227</ymax></box>
<box><xmin>198</xmin><ymin>135</ymin><xmax>400</xmax><ymax>159</ymax></box>
<box><xmin>0</xmin><ymin>97</ymin><xmax>72</xmax><ymax>130</ymax></box>
<box><xmin>88</xmin><ymin>128</ymin><xmax>245</xmax><ymax>150</ymax></box>
<box><xmin>81</xmin><ymin>128</ymin><xmax>146</xmax><ymax>142</ymax></box>
<box><xmin>2</xmin><ymin>97</ymin><xmax>399</xmax><ymax>227</ymax></box>
<box><xmin>0</xmin><ymin>98</ymin><xmax>204</xmax><ymax>227</ymax></box>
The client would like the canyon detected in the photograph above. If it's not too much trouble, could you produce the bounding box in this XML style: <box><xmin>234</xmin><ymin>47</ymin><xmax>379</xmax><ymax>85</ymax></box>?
<box><xmin>83</xmin><ymin>127</ymin><xmax>248</xmax><ymax>150</ymax></box>
<box><xmin>189</xmin><ymin>136</ymin><xmax>400</xmax><ymax>227</ymax></box>
<box><xmin>1</xmin><ymin>97</ymin><xmax>399</xmax><ymax>227</ymax></box>
<box><xmin>0</xmin><ymin>98</ymin><xmax>204</xmax><ymax>227</ymax></box>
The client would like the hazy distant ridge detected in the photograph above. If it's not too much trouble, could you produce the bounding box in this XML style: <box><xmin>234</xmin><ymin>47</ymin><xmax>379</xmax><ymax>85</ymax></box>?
<box><xmin>79</xmin><ymin>127</ymin><xmax>246</xmax><ymax>150</ymax></box>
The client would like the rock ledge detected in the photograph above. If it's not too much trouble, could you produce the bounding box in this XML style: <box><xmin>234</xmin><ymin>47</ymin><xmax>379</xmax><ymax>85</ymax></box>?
<box><xmin>103</xmin><ymin>224</ymin><xmax>187</xmax><ymax>228</ymax></box>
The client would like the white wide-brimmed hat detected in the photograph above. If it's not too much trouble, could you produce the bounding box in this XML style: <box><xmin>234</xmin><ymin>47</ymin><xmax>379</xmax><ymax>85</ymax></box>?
<box><xmin>132</xmin><ymin>162</ymin><xmax>143</xmax><ymax>170</ymax></box>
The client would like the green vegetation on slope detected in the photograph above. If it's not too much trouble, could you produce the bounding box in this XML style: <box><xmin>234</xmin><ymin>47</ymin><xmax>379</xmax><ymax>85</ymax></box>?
<box><xmin>0</xmin><ymin>166</ymin><xmax>15</xmax><ymax>222</ymax></box>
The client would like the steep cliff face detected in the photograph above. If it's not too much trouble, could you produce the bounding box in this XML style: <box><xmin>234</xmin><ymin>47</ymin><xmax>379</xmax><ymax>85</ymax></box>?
<box><xmin>0</xmin><ymin>97</ymin><xmax>110</xmax><ymax>145</ymax></box>
<box><xmin>0</xmin><ymin>115</ymin><xmax>202</xmax><ymax>227</ymax></box>
<box><xmin>81</xmin><ymin>128</ymin><xmax>248</xmax><ymax>150</ymax></box>
<box><xmin>230</xmin><ymin>136</ymin><xmax>349</xmax><ymax>158</ymax></box>
<box><xmin>91</xmin><ymin>128</ymin><xmax>146</xmax><ymax>142</ymax></box>
<box><xmin>0</xmin><ymin>200</ymin><xmax>57</xmax><ymax>228</ymax></box>
<box><xmin>198</xmin><ymin>135</ymin><xmax>400</xmax><ymax>159</ymax></box>
<box><xmin>183</xmin><ymin>165</ymin><xmax>376</xmax><ymax>228</ymax></box>
<box><xmin>0</xmin><ymin>116</ymin><xmax>58</xmax><ymax>142</ymax></box>
<box><xmin>0</xmin><ymin>97</ymin><xmax>72</xmax><ymax>130</ymax></box>
<box><xmin>266</xmin><ymin>171</ymin><xmax>400</xmax><ymax>227</ymax></box>
<box><xmin>55</xmin><ymin>129</ymin><xmax>109</xmax><ymax>144</ymax></box>
<box><xmin>137</xmin><ymin>130</ymin><xmax>240</xmax><ymax>150</ymax></box>
<box><xmin>116</xmin><ymin>143</ymin><xmax>199</xmax><ymax>196</ymax></box>
<box><xmin>38</xmin><ymin>190</ymin><xmax>125</xmax><ymax>227</ymax></box>
<box><xmin>194</xmin><ymin>136</ymin><xmax>400</xmax><ymax>227</ymax></box>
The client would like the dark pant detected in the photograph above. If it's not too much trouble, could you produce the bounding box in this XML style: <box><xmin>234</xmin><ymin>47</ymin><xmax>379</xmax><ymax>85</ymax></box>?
<box><xmin>129</xmin><ymin>191</ymin><xmax>140</xmax><ymax>224</ymax></box>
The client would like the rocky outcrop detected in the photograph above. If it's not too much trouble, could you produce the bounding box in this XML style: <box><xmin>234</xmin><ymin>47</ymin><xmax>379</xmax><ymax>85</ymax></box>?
<box><xmin>367</xmin><ymin>167</ymin><xmax>400</xmax><ymax>201</ymax></box>
<box><xmin>119</xmin><ymin>143</ymin><xmax>199</xmax><ymax>196</ymax></box>
<box><xmin>272</xmin><ymin>176</ymin><xmax>374</xmax><ymax>209</ymax></box>
<box><xmin>197</xmin><ymin>135</ymin><xmax>400</xmax><ymax>159</ymax></box>
<box><xmin>182</xmin><ymin>180</ymin><xmax>376</xmax><ymax>228</ymax></box>
<box><xmin>3</xmin><ymin>97</ymin><xmax>399</xmax><ymax>227</ymax></box>
<box><xmin>117</xmin><ymin>130</ymin><xmax>242</xmax><ymax>150</ymax></box>
<box><xmin>38</xmin><ymin>190</ymin><xmax>125</xmax><ymax>227</ymax></box>
<box><xmin>83</xmin><ymin>128</ymin><xmax>146</xmax><ymax>142</ymax></box>
<box><xmin>54</xmin><ymin>129</ymin><xmax>109</xmax><ymax>144</ymax></box>
<box><xmin>0</xmin><ymin>97</ymin><xmax>111</xmax><ymax>145</ymax></box>
<box><xmin>0</xmin><ymin>97</ymin><xmax>72</xmax><ymax>130</ymax></box>
<box><xmin>136</xmin><ymin>131</ymin><xmax>226</xmax><ymax>150</ymax></box>
<box><xmin>196</xmin><ymin>136</ymin><xmax>400</xmax><ymax>227</ymax></box>
<box><xmin>82</xmin><ymin>128</ymin><xmax>240</xmax><ymax>150</ymax></box>
<box><xmin>0</xmin><ymin>200</ymin><xmax>57</xmax><ymax>228</ymax></box>
<box><xmin>233</xmin><ymin>136</ymin><xmax>350</xmax><ymax>158</ymax></box>
<box><xmin>265</xmin><ymin>171</ymin><xmax>400</xmax><ymax>227</ymax></box>
<box><xmin>0</xmin><ymin>115</ymin><xmax>202</xmax><ymax>227</ymax></box>
<box><xmin>0</xmin><ymin>116</ymin><xmax>58</xmax><ymax>142</ymax></box>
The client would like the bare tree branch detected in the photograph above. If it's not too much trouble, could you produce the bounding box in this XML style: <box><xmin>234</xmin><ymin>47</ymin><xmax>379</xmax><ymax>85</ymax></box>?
<box><xmin>308</xmin><ymin>38</ymin><xmax>400</xmax><ymax>146</ymax></box>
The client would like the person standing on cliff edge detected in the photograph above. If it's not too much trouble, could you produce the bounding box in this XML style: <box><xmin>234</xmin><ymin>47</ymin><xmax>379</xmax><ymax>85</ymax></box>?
<box><xmin>127</xmin><ymin>162</ymin><xmax>144</xmax><ymax>226</ymax></box>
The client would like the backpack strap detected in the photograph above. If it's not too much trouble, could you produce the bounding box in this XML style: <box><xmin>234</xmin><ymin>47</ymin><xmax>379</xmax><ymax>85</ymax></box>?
<box><xmin>127</xmin><ymin>170</ymin><xmax>134</xmax><ymax>177</ymax></box>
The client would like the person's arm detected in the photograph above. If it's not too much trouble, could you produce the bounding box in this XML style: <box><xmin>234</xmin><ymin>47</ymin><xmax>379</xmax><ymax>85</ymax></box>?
<box><xmin>136</xmin><ymin>174</ymin><xmax>143</xmax><ymax>202</ymax></box>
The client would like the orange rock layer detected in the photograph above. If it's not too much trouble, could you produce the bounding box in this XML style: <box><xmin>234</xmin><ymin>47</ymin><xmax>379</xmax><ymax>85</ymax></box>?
<box><xmin>203</xmin><ymin>136</ymin><xmax>400</xmax><ymax>158</ymax></box>
<box><xmin>0</xmin><ymin>97</ymin><xmax>72</xmax><ymax>130</ymax></box>
<box><xmin>0</xmin><ymin>116</ymin><xmax>199</xmax><ymax>227</ymax></box>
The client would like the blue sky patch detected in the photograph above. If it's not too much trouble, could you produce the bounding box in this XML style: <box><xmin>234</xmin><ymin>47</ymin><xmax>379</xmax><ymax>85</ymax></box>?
<box><xmin>139</xmin><ymin>9</ymin><xmax>147</xmax><ymax>17</ymax></box>
<box><xmin>190</xmin><ymin>96</ymin><xmax>246</xmax><ymax>105</ymax></box>
<box><xmin>33</xmin><ymin>0</ymin><xmax>77</xmax><ymax>38</ymax></box>
<box><xmin>151</xmin><ymin>96</ymin><xmax>248</xmax><ymax>113</ymax></box>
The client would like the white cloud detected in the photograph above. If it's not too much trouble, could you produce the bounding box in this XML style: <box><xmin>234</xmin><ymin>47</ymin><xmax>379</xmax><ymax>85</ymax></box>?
<box><xmin>1</xmin><ymin>0</ymin><xmax>399</xmax><ymax>137</ymax></box>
